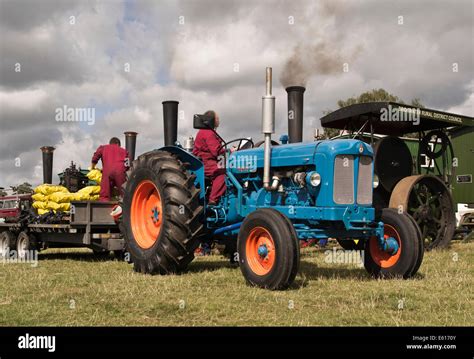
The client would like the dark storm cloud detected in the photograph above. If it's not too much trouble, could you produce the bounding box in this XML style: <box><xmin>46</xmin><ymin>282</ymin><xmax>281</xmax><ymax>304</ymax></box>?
<box><xmin>0</xmin><ymin>0</ymin><xmax>78</xmax><ymax>31</ymax></box>
<box><xmin>0</xmin><ymin>31</ymin><xmax>90</xmax><ymax>89</ymax></box>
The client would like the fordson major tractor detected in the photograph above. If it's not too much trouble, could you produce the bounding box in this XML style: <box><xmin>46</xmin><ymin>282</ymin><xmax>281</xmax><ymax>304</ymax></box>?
<box><xmin>120</xmin><ymin>68</ymin><xmax>423</xmax><ymax>290</ymax></box>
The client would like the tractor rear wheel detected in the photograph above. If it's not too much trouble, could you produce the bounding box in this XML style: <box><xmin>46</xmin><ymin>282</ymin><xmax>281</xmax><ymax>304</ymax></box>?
<box><xmin>364</xmin><ymin>208</ymin><xmax>422</xmax><ymax>279</ymax></box>
<box><xmin>237</xmin><ymin>208</ymin><xmax>300</xmax><ymax>290</ymax></box>
<box><xmin>122</xmin><ymin>150</ymin><xmax>203</xmax><ymax>274</ymax></box>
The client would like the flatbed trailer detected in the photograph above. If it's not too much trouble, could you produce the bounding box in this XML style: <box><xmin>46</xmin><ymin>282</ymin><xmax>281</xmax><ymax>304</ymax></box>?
<box><xmin>0</xmin><ymin>201</ymin><xmax>125</xmax><ymax>258</ymax></box>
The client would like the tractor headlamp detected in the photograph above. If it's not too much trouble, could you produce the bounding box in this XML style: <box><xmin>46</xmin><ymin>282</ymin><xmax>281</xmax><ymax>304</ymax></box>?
<box><xmin>373</xmin><ymin>174</ymin><xmax>379</xmax><ymax>189</ymax></box>
<box><xmin>306</xmin><ymin>171</ymin><xmax>321</xmax><ymax>187</ymax></box>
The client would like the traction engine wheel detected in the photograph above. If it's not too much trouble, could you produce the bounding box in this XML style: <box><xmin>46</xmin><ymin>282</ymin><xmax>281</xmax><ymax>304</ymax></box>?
<box><xmin>237</xmin><ymin>208</ymin><xmax>300</xmax><ymax>290</ymax></box>
<box><xmin>122</xmin><ymin>150</ymin><xmax>204</xmax><ymax>274</ymax></box>
<box><xmin>364</xmin><ymin>208</ymin><xmax>422</xmax><ymax>279</ymax></box>
<box><xmin>389</xmin><ymin>175</ymin><xmax>455</xmax><ymax>250</ymax></box>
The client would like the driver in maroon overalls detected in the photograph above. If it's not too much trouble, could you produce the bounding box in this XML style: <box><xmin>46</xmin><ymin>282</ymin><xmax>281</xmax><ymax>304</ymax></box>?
<box><xmin>91</xmin><ymin>137</ymin><xmax>129</xmax><ymax>202</ymax></box>
<box><xmin>192</xmin><ymin>110</ymin><xmax>226</xmax><ymax>205</ymax></box>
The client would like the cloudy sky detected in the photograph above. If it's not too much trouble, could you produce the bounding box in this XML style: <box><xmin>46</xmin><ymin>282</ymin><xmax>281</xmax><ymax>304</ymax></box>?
<box><xmin>0</xmin><ymin>0</ymin><xmax>473</xmax><ymax>188</ymax></box>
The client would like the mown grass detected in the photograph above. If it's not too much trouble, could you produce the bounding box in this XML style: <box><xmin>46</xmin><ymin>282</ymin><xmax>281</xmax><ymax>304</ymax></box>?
<box><xmin>0</xmin><ymin>241</ymin><xmax>472</xmax><ymax>326</ymax></box>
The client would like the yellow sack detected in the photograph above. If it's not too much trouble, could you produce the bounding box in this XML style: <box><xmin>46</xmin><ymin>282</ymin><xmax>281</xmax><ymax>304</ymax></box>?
<box><xmin>57</xmin><ymin>203</ymin><xmax>71</xmax><ymax>212</ymax></box>
<box><xmin>48</xmin><ymin>192</ymin><xmax>74</xmax><ymax>203</ymax></box>
<box><xmin>77</xmin><ymin>186</ymin><xmax>101</xmax><ymax>196</ymax></box>
<box><xmin>70</xmin><ymin>192</ymin><xmax>88</xmax><ymax>201</ymax></box>
<box><xmin>32</xmin><ymin>201</ymin><xmax>47</xmax><ymax>209</ymax></box>
<box><xmin>86</xmin><ymin>169</ymin><xmax>102</xmax><ymax>184</ymax></box>
<box><xmin>35</xmin><ymin>184</ymin><xmax>69</xmax><ymax>195</ymax></box>
<box><xmin>37</xmin><ymin>208</ymin><xmax>50</xmax><ymax>215</ymax></box>
<box><xmin>89</xmin><ymin>195</ymin><xmax>99</xmax><ymax>201</ymax></box>
<box><xmin>46</xmin><ymin>202</ymin><xmax>61</xmax><ymax>211</ymax></box>
<box><xmin>32</xmin><ymin>193</ymin><xmax>48</xmax><ymax>201</ymax></box>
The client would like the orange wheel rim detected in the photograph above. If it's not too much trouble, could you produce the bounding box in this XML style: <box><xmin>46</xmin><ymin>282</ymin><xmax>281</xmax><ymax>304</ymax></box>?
<box><xmin>369</xmin><ymin>224</ymin><xmax>402</xmax><ymax>268</ymax></box>
<box><xmin>246</xmin><ymin>226</ymin><xmax>275</xmax><ymax>276</ymax></box>
<box><xmin>131</xmin><ymin>180</ymin><xmax>163</xmax><ymax>249</ymax></box>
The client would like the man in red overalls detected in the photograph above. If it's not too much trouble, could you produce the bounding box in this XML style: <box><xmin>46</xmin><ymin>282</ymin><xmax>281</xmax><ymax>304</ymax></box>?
<box><xmin>91</xmin><ymin>137</ymin><xmax>129</xmax><ymax>202</ymax></box>
<box><xmin>193</xmin><ymin>110</ymin><xmax>226</xmax><ymax>205</ymax></box>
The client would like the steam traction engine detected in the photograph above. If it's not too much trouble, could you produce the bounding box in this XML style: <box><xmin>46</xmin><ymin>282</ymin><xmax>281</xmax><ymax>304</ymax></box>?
<box><xmin>121</xmin><ymin>68</ymin><xmax>423</xmax><ymax>290</ymax></box>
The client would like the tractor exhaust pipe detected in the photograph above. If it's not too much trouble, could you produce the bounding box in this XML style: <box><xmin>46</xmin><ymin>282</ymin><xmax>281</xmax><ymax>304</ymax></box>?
<box><xmin>162</xmin><ymin>100</ymin><xmax>179</xmax><ymax>146</ymax></box>
<box><xmin>286</xmin><ymin>86</ymin><xmax>306</xmax><ymax>143</ymax></box>
<box><xmin>262</xmin><ymin>67</ymin><xmax>277</xmax><ymax>191</ymax></box>
<box><xmin>40</xmin><ymin>146</ymin><xmax>55</xmax><ymax>184</ymax></box>
<box><xmin>124</xmin><ymin>131</ymin><xmax>138</xmax><ymax>161</ymax></box>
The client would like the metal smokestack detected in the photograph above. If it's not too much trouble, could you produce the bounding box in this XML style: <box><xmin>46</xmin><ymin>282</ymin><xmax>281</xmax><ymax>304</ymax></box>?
<box><xmin>162</xmin><ymin>100</ymin><xmax>179</xmax><ymax>146</ymax></box>
<box><xmin>262</xmin><ymin>67</ymin><xmax>277</xmax><ymax>191</ymax></box>
<box><xmin>40</xmin><ymin>146</ymin><xmax>55</xmax><ymax>184</ymax></box>
<box><xmin>124</xmin><ymin>131</ymin><xmax>138</xmax><ymax>161</ymax></box>
<box><xmin>286</xmin><ymin>86</ymin><xmax>306</xmax><ymax>143</ymax></box>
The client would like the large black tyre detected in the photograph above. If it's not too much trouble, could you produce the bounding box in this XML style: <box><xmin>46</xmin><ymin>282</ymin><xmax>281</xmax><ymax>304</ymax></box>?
<box><xmin>0</xmin><ymin>231</ymin><xmax>16</xmax><ymax>258</ymax></box>
<box><xmin>405</xmin><ymin>212</ymin><xmax>424</xmax><ymax>277</ymax></box>
<box><xmin>364</xmin><ymin>208</ymin><xmax>421</xmax><ymax>279</ymax></box>
<box><xmin>122</xmin><ymin>150</ymin><xmax>203</xmax><ymax>274</ymax></box>
<box><xmin>237</xmin><ymin>208</ymin><xmax>299</xmax><ymax>290</ymax></box>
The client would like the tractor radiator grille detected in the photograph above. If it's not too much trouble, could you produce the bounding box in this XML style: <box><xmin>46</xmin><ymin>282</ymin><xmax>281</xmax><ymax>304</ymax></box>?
<box><xmin>357</xmin><ymin>156</ymin><xmax>373</xmax><ymax>205</ymax></box>
<box><xmin>333</xmin><ymin>155</ymin><xmax>354</xmax><ymax>204</ymax></box>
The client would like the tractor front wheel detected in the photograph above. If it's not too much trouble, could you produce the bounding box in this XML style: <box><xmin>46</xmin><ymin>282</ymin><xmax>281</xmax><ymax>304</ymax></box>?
<box><xmin>364</xmin><ymin>208</ymin><xmax>422</xmax><ymax>278</ymax></box>
<box><xmin>237</xmin><ymin>208</ymin><xmax>300</xmax><ymax>290</ymax></box>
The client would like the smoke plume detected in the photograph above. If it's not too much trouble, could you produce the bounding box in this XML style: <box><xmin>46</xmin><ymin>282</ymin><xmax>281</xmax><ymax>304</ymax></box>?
<box><xmin>279</xmin><ymin>42</ymin><xmax>345</xmax><ymax>87</ymax></box>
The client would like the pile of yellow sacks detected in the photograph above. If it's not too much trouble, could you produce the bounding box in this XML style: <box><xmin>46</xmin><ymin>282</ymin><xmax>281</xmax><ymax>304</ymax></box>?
<box><xmin>86</xmin><ymin>168</ymin><xmax>102</xmax><ymax>184</ymax></box>
<box><xmin>32</xmin><ymin>169</ymin><xmax>102</xmax><ymax>215</ymax></box>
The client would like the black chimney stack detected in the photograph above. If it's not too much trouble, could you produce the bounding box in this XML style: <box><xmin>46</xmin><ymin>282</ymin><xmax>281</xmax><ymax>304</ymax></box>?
<box><xmin>40</xmin><ymin>146</ymin><xmax>55</xmax><ymax>184</ymax></box>
<box><xmin>124</xmin><ymin>131</ymin><xmax>138</xmax><ymax>161</ymax></box>
<box><xmin>286</xmin><ymin>86</ymin><xmax>306</xmax><ymax>143</ymax></box>
<box><xmin>162</xmin><ymin>100</ymin><xmax>179</xmax><ymax>146</ymax></box>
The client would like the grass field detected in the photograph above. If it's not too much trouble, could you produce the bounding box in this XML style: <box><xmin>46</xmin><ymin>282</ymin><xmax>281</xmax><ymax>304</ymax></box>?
<box><xmin>1</xmin><ymin>240</ymin><xmax>473</xmax><ymax>326</ymax></box>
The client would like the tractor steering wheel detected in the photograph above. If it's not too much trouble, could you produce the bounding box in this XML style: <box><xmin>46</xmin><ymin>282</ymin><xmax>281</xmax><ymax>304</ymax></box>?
<box><xmin>218</xmin><ymin>138</ymin><xmax>255</xmax><ymax>153</ymax></box>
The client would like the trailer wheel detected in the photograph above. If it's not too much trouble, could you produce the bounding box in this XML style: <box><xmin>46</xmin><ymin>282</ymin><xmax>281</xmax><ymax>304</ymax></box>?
<box><xmin>0</xmin><ymin>231</ymin><xmax>15</xmax><ymax>258</ymax></box>
<box><xmin>122</xmin><ymin>150</ymin><xmax>203</xmax><ymax>274</ymax></box>
<box><xmin>364</xmin><ymin>208</ymin><xmax>421</xmax><ymax>279</ymax></box>
<box><xmin>238</xmin><ymin>208</ymin><xmax>299</xmax><ymax>290</ymax></box>
<box><xmin>16</xmin><ymin>231</ymin><xmax>36</xmax><ymax>260</ymax></box>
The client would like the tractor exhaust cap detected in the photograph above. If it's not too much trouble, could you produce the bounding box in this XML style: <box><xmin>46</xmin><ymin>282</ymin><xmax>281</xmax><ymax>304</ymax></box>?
<box><xmin>40</xmin><ymin>146</ymin><xmax>55</xmax><ymax>184</ymax></box>
<box><xmin>162</xmin><ymin>100</ymin><xmax>179</xmax><ymax>146</ymax></box>
<box><xmin>286</xmin><ymin>86</ymin><xmax>306</xmax><ymax>143</ymax></box>
<box><xmin>124</xmin><ymin>131</ymin><xmax>138</xmax><ymax>162</ymax></box>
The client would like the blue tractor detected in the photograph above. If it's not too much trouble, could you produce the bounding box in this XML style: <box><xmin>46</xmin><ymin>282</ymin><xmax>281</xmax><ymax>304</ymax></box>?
<box><xmin>121</xmin><ymin>68</ymin><xmax>423</xmax><ymax>290</ymax></box>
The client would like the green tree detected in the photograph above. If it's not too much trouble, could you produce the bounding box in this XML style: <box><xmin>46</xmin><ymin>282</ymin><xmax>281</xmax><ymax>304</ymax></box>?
<box><xmin>0</xmin><ymin>188</ymin><xmax>7</xmax><ymax>197</ymax></box>
<box><xmin>10</xmin><ymin>182</ymin><xmax>34</xmax><ymax>194</ymax></box>
<box><xmin>322</xmin><ymin>88</ymin><xmax>424</xmax><ymax>139</ymax></box>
